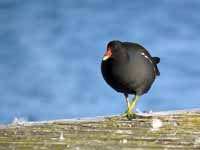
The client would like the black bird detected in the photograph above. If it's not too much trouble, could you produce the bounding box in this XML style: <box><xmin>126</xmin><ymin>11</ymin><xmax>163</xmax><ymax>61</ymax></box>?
<box><xmin>101</xmin><ymin>40</ymin><xmax>160</xmax><ymax>118</ymax></box>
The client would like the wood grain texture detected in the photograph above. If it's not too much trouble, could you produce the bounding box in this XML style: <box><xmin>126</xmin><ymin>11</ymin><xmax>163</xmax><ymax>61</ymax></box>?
<box><xmin>1</xmin><ymin>109</ymin><xmax>200</xmax><ymax>150</ymax></box>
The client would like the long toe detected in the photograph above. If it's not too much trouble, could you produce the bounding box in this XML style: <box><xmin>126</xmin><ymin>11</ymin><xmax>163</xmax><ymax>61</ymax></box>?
<box><xmin>127</xmin><ymin>112</ymin><xmax>137</xmax><ymax>120</ymax></box>
<box><xmin>125</xmin><ymin>111</ymin><xmax>149</xmax><ymax>120</ymax></box>
<box><xmin>118</xmin><ymin>111</ymin><xmax>137</xmax><ymax>120</ymax></box>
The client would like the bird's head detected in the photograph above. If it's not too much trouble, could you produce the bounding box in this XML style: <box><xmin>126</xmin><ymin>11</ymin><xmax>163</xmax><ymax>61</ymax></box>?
<box><xmin>102</xmin><ymin>40</ymin><xmax>124</xmax><ymax>61</ymax></box>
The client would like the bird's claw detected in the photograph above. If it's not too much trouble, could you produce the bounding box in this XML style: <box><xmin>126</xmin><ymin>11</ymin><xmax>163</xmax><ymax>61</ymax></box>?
<box><xmin>107</xmin><ymin>111</ymin><xmax>150</xmax><ymax>121</ymax></box>
<box><xmin>127</xmin><ymin>112</ymin><xmax>137</xmax><ymax>120</ymax></box>
<box><xmin>120</xmin><ymin>111</ymin><xmax>137</xmax><ymax>120</ymax></box>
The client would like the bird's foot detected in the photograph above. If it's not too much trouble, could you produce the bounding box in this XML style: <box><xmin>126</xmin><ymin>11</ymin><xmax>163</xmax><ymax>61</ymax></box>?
<box><xmin>107</xmin><ymin>111</ymin><xmax>139</xmax><ymax>120</ymax></box>
<box><xmin>106</xmin><ymin>112</ymin><xmax>135</xmax><ymax>121</ymax></box>
<box><xmin>120</xmin><ymin>111</ymin><xmax>137</xmax><ymax>120</ymax></box>
<box><xmin>120</xmin><ymin>111</ymin><xmax>151</xmax><ymax>120</ymax></box>
<box><xmin>106</xmin><ymin>111</ymin><xmax>151</xmax><ymax>121</ymax></box>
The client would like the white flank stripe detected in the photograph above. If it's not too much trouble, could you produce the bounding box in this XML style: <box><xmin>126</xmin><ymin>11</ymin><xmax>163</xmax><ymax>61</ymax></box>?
<box><xmin>140</xmin><ymin>52</ymin><xmax>156</xmax><ymax>74</ymax></box>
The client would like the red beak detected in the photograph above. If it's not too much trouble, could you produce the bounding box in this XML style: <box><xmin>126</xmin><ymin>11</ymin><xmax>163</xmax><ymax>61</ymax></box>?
<box><xmin>102</xmin><ymin>48</ymin><xmax>112</xmax><ymax>61</ymax></box>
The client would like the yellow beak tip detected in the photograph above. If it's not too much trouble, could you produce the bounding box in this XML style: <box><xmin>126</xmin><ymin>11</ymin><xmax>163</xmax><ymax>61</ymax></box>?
<box><xmin>102</xmin><ymin>56</ymin><xmax>110</xmax><ymax>61</ymax></box>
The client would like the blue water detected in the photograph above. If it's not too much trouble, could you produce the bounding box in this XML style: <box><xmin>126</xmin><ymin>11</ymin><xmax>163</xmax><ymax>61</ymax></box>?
<box><xmin>1</xmin><ymin>0</ymin><xmax>200</xmax><ymax>123</ymax></box>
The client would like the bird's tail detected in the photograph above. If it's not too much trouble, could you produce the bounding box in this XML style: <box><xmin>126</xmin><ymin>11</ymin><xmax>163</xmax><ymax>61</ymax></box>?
<box><xmin>152</xmin><ymin>57</ymin><xmax>160</xmax><ymax>64</ymax></box>
<box><xmin>152</xmin><ymin>57</ymin><xmax>160</xmax><ymax>76</ymax></box>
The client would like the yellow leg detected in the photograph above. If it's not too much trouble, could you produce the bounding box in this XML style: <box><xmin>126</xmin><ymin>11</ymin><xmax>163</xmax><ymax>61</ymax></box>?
<box><xmin>110</xmin><ymin>94</ymin><xmax>148</xmax><ymax>120</ymax></box>
<box><xmin>119</xmin><ymin>94</ymin><xmax>130</xmax><ymax>117</ymax></box>
<box><xmin>127</xmin><ymin>95</ymin><xmax>140</xmax><ymax>114</ymax></box>
<box><xmin>124</xmin><ymin>93</ymin><xmax>130</xmax><ymax>108</ymax></box>
<box><xmin>119</xmin><ymin>94</ymin><xmax>140</xmax><ymax>119</ymax></box>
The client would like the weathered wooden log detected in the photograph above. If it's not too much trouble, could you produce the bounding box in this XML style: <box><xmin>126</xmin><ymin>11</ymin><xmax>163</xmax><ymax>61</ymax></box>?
<box><xmin>1</xmin><ymin>109</ymin><xmax>200</xmax><ymax>150</ymax></box>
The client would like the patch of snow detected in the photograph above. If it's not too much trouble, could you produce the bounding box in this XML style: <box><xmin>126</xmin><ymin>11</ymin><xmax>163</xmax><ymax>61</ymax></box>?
<box><xmin>151</xmin><ymin>118</ymin><xmax>163</xmax><ymax>131</ymax></box>
<box><xmin>135</xmin><ymin>108</ymin><xmax>142</xmax><ymax>113</ymax></box>
<box><xmin>59</xmin><ymin>131</ymin><xmax>64</xmax><ymax>141</ymax></box>
<box><xmin>11</xmin><ymin>117</ymin><xmax>28</xmax><ymax>126</ymax></box>
<box><xmin>76</xmin><ymin>146</ymin><xmax>80</xmax><ymax>150</ymax></box>
<box><xmin>120</xmin><ymin>139</ymin><xmax>128</xmax><ymax>144</ymax></box>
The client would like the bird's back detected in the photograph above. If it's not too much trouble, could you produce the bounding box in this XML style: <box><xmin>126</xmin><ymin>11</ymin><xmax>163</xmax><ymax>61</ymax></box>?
<box><xmin>123</xmin><ymin>42</ymin><xmax>160</xmax><ymax>76</ymax></box>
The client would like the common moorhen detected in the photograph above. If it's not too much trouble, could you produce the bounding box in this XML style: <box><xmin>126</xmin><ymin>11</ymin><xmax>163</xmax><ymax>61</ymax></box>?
<box><xmin>101</xmin><ymin>40</ymin><xmax>160</xmax><ymax>119</ymax></box>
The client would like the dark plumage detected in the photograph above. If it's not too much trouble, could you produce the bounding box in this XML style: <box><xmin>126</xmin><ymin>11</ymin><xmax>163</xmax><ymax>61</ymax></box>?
<box><xmin>101</xmin><ymin>40</ymin><xmax>160</xmax><ymax>118</ymax></box>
